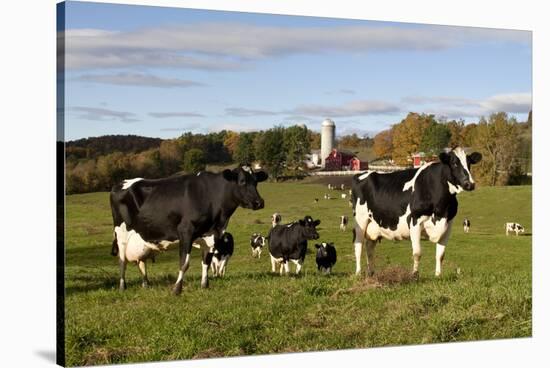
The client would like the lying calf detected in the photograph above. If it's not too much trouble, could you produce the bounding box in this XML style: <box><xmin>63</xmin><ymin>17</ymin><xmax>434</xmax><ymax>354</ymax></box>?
<box><xmin>268</xmin><ymin>215</ymin><xmax>321</xmax><ymax>275</ymax></box>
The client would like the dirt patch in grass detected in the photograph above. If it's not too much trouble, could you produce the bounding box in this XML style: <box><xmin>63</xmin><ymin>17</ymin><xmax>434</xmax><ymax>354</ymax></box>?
<box><xmin>83</xmin><ymin>346</ymin><xmax>149</xmax><ymax>365</ymax></box>
<box><xmin>331</xmin><ymin>266</ymin><xmax>416</xmax><ymax>298</ymax></box>
<box><xmin>192</xmin><ymin>348</ymin><xmax>228</xmax><ymax>360</ymax></box>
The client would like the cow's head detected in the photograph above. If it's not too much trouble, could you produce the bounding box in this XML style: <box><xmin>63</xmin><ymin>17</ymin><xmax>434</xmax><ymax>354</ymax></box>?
<box><xmin>223</xmin><ymin>165</ymin><xmax>268</xmax><ymax>210</ymax></box>
<box><xmin>439</xmin><ymin>147</ymin><xmax>482</xmax><ymax>192</ymax></box>
<box><xmin>315</xmin><ymin>242</ymin><xmax>335</xmax><ymax>258</ymax></box>
<box><xmin>299</xmin><ymin>216</ymin><xmax>321</xmax><ymax>240</ymax></box>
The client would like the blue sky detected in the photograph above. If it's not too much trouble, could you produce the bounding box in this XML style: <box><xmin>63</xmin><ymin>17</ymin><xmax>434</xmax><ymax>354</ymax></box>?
<box><xmin>61</xmin><ymin>1</ymin><xmax>532</xmax><ymax>140</ymax></box>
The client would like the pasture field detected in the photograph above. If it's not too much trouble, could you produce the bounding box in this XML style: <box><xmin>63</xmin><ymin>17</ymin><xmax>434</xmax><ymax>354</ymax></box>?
<box><xmin>64</xmin><ymin>183</ymin><xmax>532</xmax><ymax>366</ymax></box>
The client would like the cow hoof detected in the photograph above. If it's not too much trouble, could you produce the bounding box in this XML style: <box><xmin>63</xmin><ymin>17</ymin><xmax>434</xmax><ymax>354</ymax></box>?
<box><xmin>172</xmin><ymin>283</ymin><xmax>183</xmax><ymax>296</ymax></box>
<box><xmin>119</xmin><ymin>280</ymin><xmax>126</xmax><ymax>291</ymax></box>
<box><xmin>201</xmin><ymin>279</ymin><xmax>209</xmax><ymax>289</ymax></box>
<box><xmin>367</xmin><ymin>271</ymin><xmax>375</xmax><ymax>277</ymax></box>
<box><xmin>412</xmin><ymin>271</ymin><xmax>419</xmax><ymax>280</ymax></box>
<box><xmin>142</xmin><ymin>281</ymin><xmax>149</xmax><ymax>288</ymax></box>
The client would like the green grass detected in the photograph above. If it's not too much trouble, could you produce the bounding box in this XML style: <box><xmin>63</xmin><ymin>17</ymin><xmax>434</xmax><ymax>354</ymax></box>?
<box><xmin>64</xmin><ymin>183</ymin><xmax>532</xmax><ymax>366</ymax></box>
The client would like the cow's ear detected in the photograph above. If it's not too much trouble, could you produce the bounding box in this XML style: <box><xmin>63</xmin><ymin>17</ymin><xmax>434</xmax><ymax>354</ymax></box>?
<box><xmin>315</xmin><ymin>243</ymin><xmax>321</xmax><ymax>249</ymax></box>
<box><xmin>299</xmin><ymin>219</ymin><xmax>305</xmax><ymax>226</ymax></box>
<box><xmin>222</xmin><ymin>169</ymin><xmax>237</xmax><ymax>182</ymax></box>
<box><xmin>468</xmin><ymin>152</ymin><xmax>482</xmax><ymax>165</ymax></box>
<box><xmin>313</xmin><ymin>219</ymin><xmax>321</xmax><ymax>226</ymax></box>
<box><xmin>254</xmin><ymin>171</ymin><xmax>268</xmax><ymax>182</ymax></box>
<box><xmin>439</xmin><ymin>151</ymin><xmax>450</xmax><ymax>164</ymax></box>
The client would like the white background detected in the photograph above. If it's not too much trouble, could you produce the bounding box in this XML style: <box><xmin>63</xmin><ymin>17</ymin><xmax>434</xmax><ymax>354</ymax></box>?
<box><xmin>0</xmin><ymin>0</ymin><xmax>548</xmax><ymax>367</ymax></box>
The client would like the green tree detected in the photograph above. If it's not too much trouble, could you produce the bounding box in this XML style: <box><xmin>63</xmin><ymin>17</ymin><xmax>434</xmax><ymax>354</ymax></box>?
<box><xmin>234</xmin><ymin>132</ymin><xmax>256</xmax><ymax>164</ymax></box>
<box><xmin>420</xmin><ymin>122</ymin><xmax>451</xmax><ymax>154</ymax></box>
<box><xmin>182</xmin><ymin>148</ymin><xmax>206</xmax><ymax>174</ymax></box>
<box><xmin>256</xmin><ymin>127</ymin><xmax>285</xmax><ymax>180</ymax></box>
<box><xmin>283</xmin><ymin>125</ymin><xmax>310</xmax><ymax>174</ymax></box>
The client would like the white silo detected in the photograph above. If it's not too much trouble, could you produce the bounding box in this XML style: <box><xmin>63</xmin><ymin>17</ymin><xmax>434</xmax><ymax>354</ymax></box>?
<box><xmin>321</xmin><ymin>118</ymin><xmax>335</xmax><ymax>168</ymax></box>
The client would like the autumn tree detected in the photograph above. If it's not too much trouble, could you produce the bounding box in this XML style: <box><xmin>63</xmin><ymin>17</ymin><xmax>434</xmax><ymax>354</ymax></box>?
<box><xmin>472</xmin><ymin>112</ymin><xmax>520</xmax><ymax>186</ymax></box>
<box><xmin>373</xmin><ymin>129</ymin><xmax>393</xmax><ymax>159</ymax></box>
<box><xmin>223</xmin><ymin>131</ymin><xmax>240</xmax><ymax>156</ymax></box>
<box><xmin>308</xmin><ymin>131</ymin><xmax>321</xmax><ymax>150</ymax></box>
<box><xmin>391</xmin><ymin>113</ymin><xmax>435</xmax><ymax>165</ymax></box>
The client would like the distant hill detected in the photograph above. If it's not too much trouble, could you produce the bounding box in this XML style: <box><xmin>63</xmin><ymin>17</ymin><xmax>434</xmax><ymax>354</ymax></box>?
<box><xmin>66</xmin><ymin>135</ymin><xmax>162</xmax><ymax>159</ymax></box>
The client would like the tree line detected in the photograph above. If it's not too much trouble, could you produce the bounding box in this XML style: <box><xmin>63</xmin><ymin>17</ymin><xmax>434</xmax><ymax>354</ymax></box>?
<box><xmin>66</xmin><ymin>126</ymin><xmax>319</xmax><ymax>194</ymax></box>
<box><xmin>66</xmin><ymin>111</ymin><xmax>531</xmax><ymax>194</ymax></box>
<box><xmin>372</xmin><ymin>111</ymin><xmax>532</xmax><ymax>186</ymax></box>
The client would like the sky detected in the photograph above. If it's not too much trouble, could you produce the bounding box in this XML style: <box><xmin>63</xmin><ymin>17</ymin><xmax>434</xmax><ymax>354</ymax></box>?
<box><xmin>60</xmin><ymin>1</ymin><xmax>532</xmax><ymax>140</ymax></box>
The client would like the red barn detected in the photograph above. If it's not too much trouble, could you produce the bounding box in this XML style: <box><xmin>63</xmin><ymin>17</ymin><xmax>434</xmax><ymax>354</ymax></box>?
<box><xmin>324</xmin><ymin>149</ymin><xmax>368</xmax><ymax>171</ymax></box>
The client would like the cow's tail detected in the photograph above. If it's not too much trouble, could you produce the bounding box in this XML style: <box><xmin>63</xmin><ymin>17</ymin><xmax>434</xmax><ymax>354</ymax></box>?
<box><xmin>111</xmin><ymin>231</ymin><xmax>119</xmax><ymax>256</ymax></box>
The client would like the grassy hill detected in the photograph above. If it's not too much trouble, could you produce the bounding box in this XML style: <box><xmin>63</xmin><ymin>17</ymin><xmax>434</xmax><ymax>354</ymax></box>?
<box><xmin>64</xmin><ymin>184</ymin><xmax>532</xmax><ymax>366</ymax></box>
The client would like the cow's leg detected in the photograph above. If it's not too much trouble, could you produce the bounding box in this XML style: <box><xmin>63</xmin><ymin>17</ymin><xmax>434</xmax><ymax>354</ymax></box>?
<box><xmin>293</xmin><ymin>259</ymin><xmax>303</xmax><ymax>275</ymax></box>
<box><xmin>353</xmin><ymin>224</ymin><xmax>365</xmax><ymax>275</ymax></box>
<box><xmin>435</xmin><ymin>220</ymin><xmax>453</xmax><ymax>277</ymax></box>
<box><xmin>410</xmin><ymin>220</ymin><xmax>422</xmax><ymax>277</ymax></box>
<box><xmin>119</xmin><ymin>258</ymin><xmax>127</xmax><ymax>290</ymax></box>
<box><xmin>270</xmin><ymin>254</ymin><xmax>277</xmax><ymax>273</ymax></box>
<box><xmin>138</xmin><ymin>260</ymin><xmax>149</xmax><ymax>288</ymax></box>
<box><xmin>173</xmin><ymin>227</ymin><xmax>193</xmax><ymax>296</ymax></box>
<box><xmin>365</xmin><ymin>238</ymin><xmax>377</xmax><ymax>277</ymax></box>
<box><xmin>284</xmin><ymin>261</ymin><xmax>290</xmax><ymax>275</ymax></box>
<box><xmin>201</xmin><ymin>248</ymin><xmax>214</xmax><ymax>289</ymax></box>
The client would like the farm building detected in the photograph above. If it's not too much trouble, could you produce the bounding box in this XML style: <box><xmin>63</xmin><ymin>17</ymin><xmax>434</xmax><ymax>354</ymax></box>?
<box><xmin>324</xmin><ymin>148</ymin><xmax>368</xmax><ymax>171</ymax></box>
<box><xmin>410</xmin><ymin>152</ymin><xmax>439</xmax><ymax>168</ymax></box>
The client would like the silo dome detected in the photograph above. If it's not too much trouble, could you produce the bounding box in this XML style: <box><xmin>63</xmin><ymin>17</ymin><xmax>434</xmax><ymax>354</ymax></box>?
<box><xmin>322</xmin><ymin>118</ymin><xmax>335</xmax><ymax>127</ymax></box>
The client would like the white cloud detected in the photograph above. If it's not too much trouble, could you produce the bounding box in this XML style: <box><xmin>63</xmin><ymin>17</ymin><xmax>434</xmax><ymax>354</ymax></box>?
<box><xmin>288</xmin><ymin>100</ymin><xmax>402</xmax><ymax>117</ymax></box>
<box><xmin>75</xmin><ymin>72</ymin><xmax>206</xmax><ymax>88</ymax></box>
<box><xmin>402</xmin><ymin>92</ymin><xmax>532</xmax><ymax>119</ymax></box>
<box><xmin>63</xmin><ymin>23</ymin><xmax>530</xmax><ymax>70</ymax></box>
<box><xmin>149</xmin><ymin>112</ymin><xmax>205</xmax><ymax>118</ymax></box>
<box><xmin>70</xmin><ymin>106</ymin><xmax>139</xmax><ymax>123</ymax></box>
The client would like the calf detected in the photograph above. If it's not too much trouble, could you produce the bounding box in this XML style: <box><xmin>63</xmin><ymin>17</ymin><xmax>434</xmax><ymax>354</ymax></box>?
<box><xmin>250</xmin><ymin>233</ymin><xmax>266</xmax><ymax>258</ymax></box>
<box><xmin>340</xmin><ymin>215</ymin><xmax>348</xmax><ymax>231</ymax></box>
<box><xmin>193</xmin><ymin>232</ymin><xmax>234</xmax><ymax>277</ymax></box>
<box><xmin>352</xmin><ymin>147</ymin><xmax>482</xmax><ymax>277</ymax></box>
<box><xmin>463</xmin><ymin>218</ymin><xmax>471</xmax><ymax>233</ymax></box>
<box><xmin>272</xmin><ymin>213</ymin><xmax>282</xmax><ymax>227</ymax></box>
<box><xmin>505</xmin><ymin>222</ymin><xmax>525</xmax><ymax>236</ymax></box>
<box><xmin>268</xmin><ymin>216</ymin><xmax>321</xmax><ymax>274</ymax></box>
<box><xmin>315</xmin><ymin>242</ymin><xmax>337</xmax><ymax>274</ymax></box>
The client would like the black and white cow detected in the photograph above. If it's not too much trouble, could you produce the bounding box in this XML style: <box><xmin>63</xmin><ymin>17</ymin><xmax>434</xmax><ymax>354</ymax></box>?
<box><xmin>351</xmin><ymin>147</ymin><xmax>482</xmax><ymax>277</ymax></box>
<box><xmin>271</xmin><ymin>213</ymin><xmax>282</xmax><ymax>227</ymax></box>
<box><xmin>250</xmin><ymin>233</ymin><xmax>266</xmax><ymax>258</ymax></box>
<box><xmin>268</xmin><ymin>216</ymin><xmax>321</xmax><ymax>275</ymax></box>
<box><xmin>340</xmin><ymin>215</ymin><xmax>348</xmax><ymax>231</ymax></box>
<box><xmin>110</xmin><ymin>166</ymin><xmax>267</xmax><ymax>294</ymax></box>
<box><xmin>315</xmin><ymin>242</ymin><xmax>337</xmax><ymax>274</ymax></box>
<box><xmin>192</xmin><ymin>232</ymin><xmax>234</xmax><ymax>277</ymax></box>
<box><xmin>505</xmin><ymin>222</ymin><xmax>525</xmax><ymax>236</ymax></box>
<box><xmin>463</xmin><ymin>218</ymin><xmax>471</xmax><ymax>233</ymax></box>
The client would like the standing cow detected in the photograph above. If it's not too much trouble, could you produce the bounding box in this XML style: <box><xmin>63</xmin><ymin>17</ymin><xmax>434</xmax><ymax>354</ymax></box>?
<box><xmin>505</xmin><ymin>222</ymin><xmax>525</xmax><ymax>236</ymax></box>
<box><xmin>268</xmin><ymin>216</ymin><xmax>321</xmax><ymax>275</ymax></box>
<box><xmin>250</xmin><ymin>233</ymin><xmax>266</xmax><ymax>258</ymax></box>
<box><xmin>351</xmin><ymin>147</ymin><xmax>482</xmax><ymax>277</ymax></box>
<box><xmin>340</xmin><ymin>215</ymin><xmax>348</xmax><ymax>231</ymax></box>
<box><xmin>110</xmin><ymin>166</ymin><xmax>267</xmax><ymax>294</ymax></box>
<box><xmin>463</xmin><ymin>218</ymin><xmax>471</xmax><ymax>233</ymax></box>
<box><xmin>271</xmin><ymin>213</ymin><xmax>282</xmax><ymax>227</ymax></box>
<box><xmin>315</xmin><ymin>242</ymin><xmax>337</xmax><ymax>274</ymax></box>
